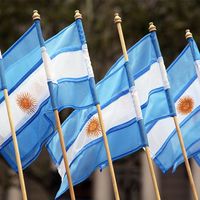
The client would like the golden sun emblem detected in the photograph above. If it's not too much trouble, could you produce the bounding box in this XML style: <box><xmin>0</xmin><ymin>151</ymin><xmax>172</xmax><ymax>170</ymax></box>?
<box><xmin>177</xmin><ymin>96</ymin><xmax>194</xmax><ymax>115</ymax></box>
<box><xmin>16</xmin><ymin>92</ymin><xmax>37</xmax><ymax>114</ymax></box>
<box><xmin>86</xmin><ymin>117</ymin><xmax>102</xmax><ymax>138</ymax></box>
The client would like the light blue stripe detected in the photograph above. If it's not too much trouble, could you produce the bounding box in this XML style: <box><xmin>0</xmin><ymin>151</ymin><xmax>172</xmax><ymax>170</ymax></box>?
<box><xmin>104</xmin><ymin>33</ymin><xmax>156</xmax><ymax>77</ymax></box>
<box><xmin>75</xmin><ymin>19</ymin><xmax>86</xmax><ymax>45</ymax></box>
<box><xmin>187</xmin><ymin>37</ymin><xmax>200</xmax><ymax>61</ymax></box>
<box><xmin>34</xmin><ymin>20</ymin><xmax>45</xmax><ymax>47</ymax></box>
<box><xmin>3</xmin><ymin>24</ymin><xmax>38</xmax><ymax>61</ymax></box>
<box><xmin>52</xmin><ymin>79</ymin><xmax>95</xmax><ymax>110</ymax></box>
<box><xmin>142</xmin><ymin>88</ymin><xmax>170</xmax><ymax>126</ymax></box>
<box><xmin>173</xmin><ymin>140</ymin><xmax>200</xmax><ymax>172</ymax></box>
<box><xmin>167</xmin><ymin>45</ymin><xmax>196</xmax><ymax>98</ymax></box>
<box><xmin>0</xmin><ymin>58</ymin><xmax>7</xmax><ymax>89</ymax></box>
<box><xmin>150</xmin><ymin>31</ymin><xmax>162</xmax><ymax>58</ymax></box>
<box><xmin>0</xmin><ymin>26</ymin><xmax>40</xmax><ymax>94</ymax></box>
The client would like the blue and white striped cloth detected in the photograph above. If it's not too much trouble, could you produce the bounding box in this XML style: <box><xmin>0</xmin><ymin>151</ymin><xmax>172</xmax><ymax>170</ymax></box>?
<box><xmin>0</xmin><ymin>22</ymin><xmax>97</xmax><ymax>171</ymax></box>
<box><xmin>47</xmin><ymin>32</ymin><xmax>174</xmax><ymax>199</ymax></box>
<box><xmin>149</xmin><ymin>38</ymin><xmax>200</xmax><ymax>172</ymax></box>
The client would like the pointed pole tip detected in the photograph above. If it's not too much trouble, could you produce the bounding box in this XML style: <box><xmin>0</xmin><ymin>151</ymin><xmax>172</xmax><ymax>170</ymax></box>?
<box><xmin>74</xmin><ymin>10</ymin><xmax>82</xmax><ymax>20</ymax></box>
<box><xmin>185</xmin><ymin>29</ymin><xmax>193</xmax><ymax>39</ymax></box>
<box><xmin>148</xmin><ymin>22</ymin><xmax>156</xmax><ymax>32</ymax></box>
<box><xmin>32</xmin><ymin>10</ymin><xmax>40</xmax><ymax>20</ymax></box>
<box><xmin>114</xmin><ymin>13</ymin><xmax>122</xmax><ymax>24</ymax></box>
<box><xmin>114</xmin><ymin>13</ymin><xmax>119</xmax><ymax>17</ymax></box>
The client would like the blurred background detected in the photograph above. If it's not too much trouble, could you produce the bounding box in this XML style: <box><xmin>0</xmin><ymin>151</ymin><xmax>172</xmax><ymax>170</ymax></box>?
<box><xmin>0</xmin><ymin>0</ymin><xmax>200</xmax><ymax>199</ymax></box>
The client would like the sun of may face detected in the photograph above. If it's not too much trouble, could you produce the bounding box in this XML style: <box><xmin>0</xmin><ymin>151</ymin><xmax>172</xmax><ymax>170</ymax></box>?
<box><xmin>177</xmin><ymin>96</ymin><xmax>194</xmax><ymax>115</ymax></box>
<box><xmin>86</xmin><ymin>117</ymin><xmax>102</xmax><ymax>138</ymax></box>
<box><xmin>16</xmin><ymin>92</ymin><xmax>37</xmax><ymax>114</ymax></box>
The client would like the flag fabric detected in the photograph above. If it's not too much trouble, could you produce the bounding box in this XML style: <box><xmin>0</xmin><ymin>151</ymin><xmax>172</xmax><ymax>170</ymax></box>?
<box><xmin>148</xmin><ymin>38</ymin><xmax>200</xmax><ymax>173</ymax></box>
<box><xmin>49</xmin><ymin>93</ymin><xmax>146</xmax><ymax>199</ymax></box>
<box><xmin>0</xmin><ymin>22</ymin><xmax>96</xmax><ymax>171</ymax></box>
<box><xmin>47</xmin><ymin>32</ymin><xmax>175</xmax><ymax>199</ymax></box>
<box><xmin>176</xmin><ymin>37</ymin><xmax>200</xmax><ymax>170</ymax></box>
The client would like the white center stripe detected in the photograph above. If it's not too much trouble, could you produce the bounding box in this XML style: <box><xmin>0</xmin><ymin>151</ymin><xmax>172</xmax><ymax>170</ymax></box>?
<box><xmin>135</xmin><ymin>62</ymin><xmax>163</xmax><ymax>106</ymax></box>
<box><xmin>58</xmin><ymin>92</ymin><xmax>136</xmax><ymax>179</ymax></box>
<box><xmin>51</xmin><ymin>50</ymin><xmax>89</xmax><ymax>79</ymax></box>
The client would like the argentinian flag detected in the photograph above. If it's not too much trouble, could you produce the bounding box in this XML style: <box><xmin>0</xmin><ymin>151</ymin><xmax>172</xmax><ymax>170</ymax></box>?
<box><xmin>47</xmin><ymin>33</ymin><xmax>174</xmax><ymax>199</ymax></box>
<box><xmin>148</xmin><ymin>39</ymin><xmax>200</xmax><ymax>172</ymax></box>
<box><xmin>0</xmin><ymin>22</ymin><xmax>96</xmax><ymax>171</ymax></box>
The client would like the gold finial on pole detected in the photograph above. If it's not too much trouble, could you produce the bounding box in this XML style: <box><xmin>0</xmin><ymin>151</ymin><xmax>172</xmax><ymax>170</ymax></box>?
<box><xmin>113</xmin><ymin>13</ymin><xmax>128</xmax><ymax>61</ymax></box>
<box><xmin>114</xmin><ymin>13</ymin><xmax>122</xmax><ymax>24</ymax></box>
<box><xmin>74</xmin><ymin>10</ymin><xmax>82</xmax><ymax>20</ymax></box>
<box><xmin>149</xmin><ymin>22</ymin><xmax>157</xmax><ymax>32</ymax></box>
<box><xmin>185</xmin><ymin>29</ymin><xmax>193</xmax><ymax>39</ymax></box>
<box><xmin>32</xmin><ymin>10</ymin><xmax>40</xmax><ymax>20</ymax></box>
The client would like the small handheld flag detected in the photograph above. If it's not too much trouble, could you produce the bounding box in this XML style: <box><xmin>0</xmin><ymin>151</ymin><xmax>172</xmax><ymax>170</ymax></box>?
<box><xmin>32</xmin><ymin>10</ymin><xmax>76</xmax><ymax>200</ymax></box>
<box><xmin>148</xmin><ymin>23</ymin><xmax>198</xmax><ymax>200</ymax></box>
<box><xmin>114</xmin><ymin>13</ymin><xmax>161</xmax><ymax>200</ymax></box>
<box><xmin>0</xmin><ymin>51</ymin><xmax>28</xmax><ymax>199</ymax></box>
<box><xmin>74</xmin><ymin>10</ymin><xmax>120</xmax><ymax>200</ymax></box>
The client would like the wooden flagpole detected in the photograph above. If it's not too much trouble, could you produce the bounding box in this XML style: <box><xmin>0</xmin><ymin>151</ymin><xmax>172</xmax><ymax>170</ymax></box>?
<box><xmin>96</xmin><ymin>104</ymin><xmax>120</xmax><ymax>200</ymax></box>
<box><xmin>74</xmin><ymin>10</ymin><xmax>120</xmax><ymax>200</ymax></box>
<box><xmin>3</xmin><ymin>88</ymin><xmax>28</xmax><ymax>200</ymax></box>
<box><xmin>148</xmin><ymin>22</ymin><xmax>198</xmax><ymax>200</ymax></box>
<box><xmin>54</xmin><ymin>109</ymin><xmax>76</xmax><ymax>200</ymax></box>
<box><xmin>173</xmin><ymin>116</ymin><xmax>198</xmax><ymax>200</ymax></box>
<box><xmin>32</xmin><ymin>10</ymin><xmax>76</xmax><ymax>200</ymax></box>
<box><xmin>0</xmin><ymin>49</ymin><xmax>28</xmax><ymax>200</ymax></box>
<box><xmin>114</xmin><ymin>13</ymin><xmax>161</xmax><ymax>200</ymax></box>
